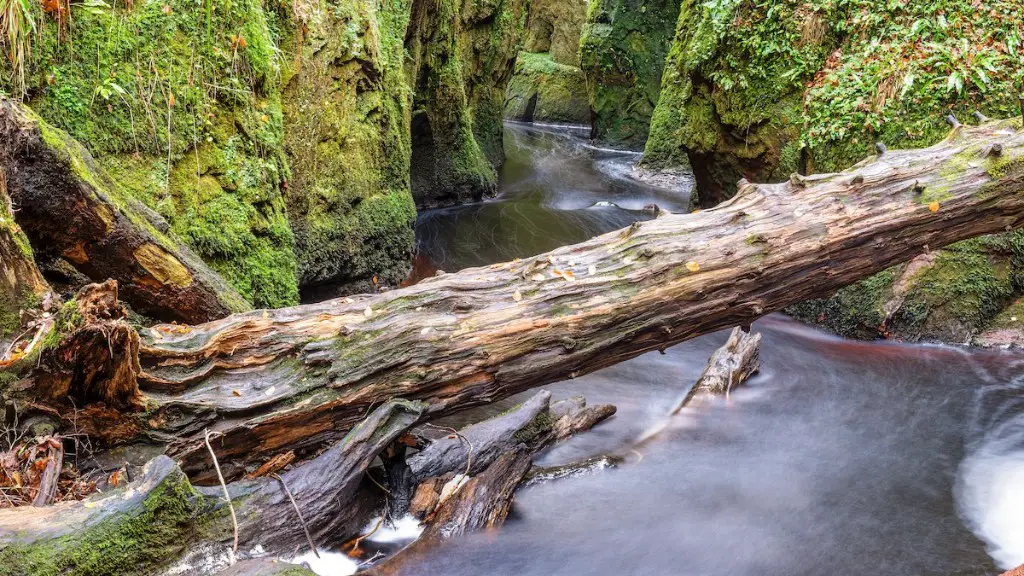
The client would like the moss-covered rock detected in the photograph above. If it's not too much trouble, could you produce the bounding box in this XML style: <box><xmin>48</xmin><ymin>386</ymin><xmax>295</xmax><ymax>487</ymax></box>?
<box><xmin>1</xmin><ymin>0</ymin><xmax>299</xmax><ymax>308</ymax></box>
<box><xmin>279</xmin><ymin>1</ymin><xmax>416</xmax><ymax>294</ymax></box>
<box><xmin>524</xmin><ymin>0</ymin><xmax>589</xmax><ymax>66</ymax></box>
<box><xmin>790</xmin><ymin>231</ymin><xmax>1024</xmax><ymax>344</ymax></box>
<box><xmin>579</xmin><ymin>0</ymin><xmax>680</xmax><ymax>147</ymax></box>
<box><xmin>504</xmin><ymin>52</ymin><xmax>590</xmax><ymax>125</ymax></box>
<box><xmin>405</xmin><ymin>0</ymin><xmax>527</xmax><ymax>209</ymax></box>
<box><xmin>642</xmin><ymin>0</ymin><xmax>840</xmax><ymax>202</ymax></box>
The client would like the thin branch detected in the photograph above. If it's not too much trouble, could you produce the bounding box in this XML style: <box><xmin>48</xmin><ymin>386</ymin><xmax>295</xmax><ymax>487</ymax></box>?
<box><xmin>204</xmin><ymin>429</ymin><xmax>238</xmax><ymax>556</ymax></box>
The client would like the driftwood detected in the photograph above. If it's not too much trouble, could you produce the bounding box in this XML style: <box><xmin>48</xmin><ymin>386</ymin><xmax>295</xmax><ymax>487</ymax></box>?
<box><xmin>6</xmin><ymin>118</ymin><xmax>1024</xmax><ymax>484</ymax></box>
<box><xmin>0</xmin><ymin>99</ymin><xmax>249</xmax><ymax>324</ymax></box>
<box><xmin>0</xmin><ymin>390</ymin><xmax>610</xmax><ymax>573</ymax></box>
<box><xmin>674</xmin><ymin>326</ymin><xmax>761</xmax><ymax>411</ymax></box>
<box><xmin>395</xmin><ymin>390</ymin><xmax>614</xmax><ymax>518</ymax></box>
<box><xmin>368</xmin><ymin>391</ymin><xmax>614</xmax><ymax>575</ymax></box>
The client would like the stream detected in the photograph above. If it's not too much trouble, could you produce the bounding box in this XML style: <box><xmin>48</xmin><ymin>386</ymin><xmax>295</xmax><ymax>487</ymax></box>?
<box><xmin>323</xmin><ymin>122</ymin><xmax>1024</xmax><ymax>575</ymax></box>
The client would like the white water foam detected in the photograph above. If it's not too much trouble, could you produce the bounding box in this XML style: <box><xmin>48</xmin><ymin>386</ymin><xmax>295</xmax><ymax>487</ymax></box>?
<box><xmin>958</xmin><ymin>449</ymin><xmax>1024</xmax><ymax>569</ymax></box>
<box><xmin>288</xmin><ymin>551</ymin><xmax>358</xmax><ymax>576</ymax></box>
<box><xmin>286</xmin><ymin>515</ymin><xmax>424</xmax><ymax>576</ymax></box>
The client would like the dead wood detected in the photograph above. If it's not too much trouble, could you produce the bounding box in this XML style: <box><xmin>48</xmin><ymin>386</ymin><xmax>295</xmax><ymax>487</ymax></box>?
<box><xmin>8</xmin><ymin>118</ymin><xmax>1024</xmax><ymax>485</ymax></box>
<box><xmin>675</xmin><ymin>326</ymin><xmax>762</xmax><ymax>411</ymax></box>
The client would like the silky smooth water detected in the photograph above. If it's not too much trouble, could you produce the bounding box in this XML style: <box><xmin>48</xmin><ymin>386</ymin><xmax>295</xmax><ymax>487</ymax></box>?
<box><xmin>390</xmin><ymin>123</ymin><xmax>1024</xmax><ymax>575</ymax></box>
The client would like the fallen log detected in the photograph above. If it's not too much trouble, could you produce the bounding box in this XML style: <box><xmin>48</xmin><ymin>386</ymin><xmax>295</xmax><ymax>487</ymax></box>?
<box><xmin>0</xmin><ymin>99</ymin><xmax>250</xmax><ymax>324</ymax></box>
<box><xmin>12</xmin><ymin>118</ymin><xmax>1024</xmax><ymax>482</ymax></box>
<box><xmin>0</xmin><ymin>391</ymin><xmax>610</xmax><ymax>573</ymax></box>
<box><xmin>0</xmin><ymin>400</ymin><xmax>424</xmax><ymax>574</ymax></box>
<box><xmin>674</xmin><ymin>326</ymin><xmax>761</xmax><ymax>411</ymax></box>
<box><xmin>369</xmin><ymin>391</ymin><xmax>615</xmax><ymax>575</ymax></box>
<box><xmin>396</xmin><ymin>390</ymin><xmax>615</xmax><ymax>519</ymax></box>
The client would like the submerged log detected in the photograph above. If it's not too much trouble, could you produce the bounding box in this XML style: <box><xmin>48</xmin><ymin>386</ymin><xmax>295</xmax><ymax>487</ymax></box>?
<box><xmin>12</xmin><ymin>118</ymin><xmax>1024</xmax><ymax>482</ymax></box>
<box><xmin>370</xmin><ymin>391</ymin><xmax>614</xmax><ymax>575</ymax></box>
<box><xmin>0</xmin><ymin>99</ymin><xmax>250</xmax><ymax>324</ymax></box>
<box><xmin>674</xmin><ymin>326</ymin><xmax>762</xmax><ymax>411</ymax></box>
<box><xmin>395</xmin><ymin>390</ymin><xmax>615</xmax><ymax>519</ymax></box>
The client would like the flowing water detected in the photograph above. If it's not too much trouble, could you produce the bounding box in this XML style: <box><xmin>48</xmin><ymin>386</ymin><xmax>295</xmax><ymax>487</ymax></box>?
<box><xmin>327</xmin><ymin>123</ymin><xmax>1024</xmax><ymax>575</ymax></box>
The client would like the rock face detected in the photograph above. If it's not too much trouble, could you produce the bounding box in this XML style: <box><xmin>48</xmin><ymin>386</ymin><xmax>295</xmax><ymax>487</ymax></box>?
<box><xmin>504</xmin><ymin>0</ymin><xmax>591</xmax><ymax>126</ymax></box>
<box><xmin>579</xmin><ymin>0</ymin><xmax>680</xmax><ymax>146</ymax></box>
<box><xmin>1</xmin><ymin>0</ymin><xmax>529</xmax><ymax>302</ymax></box>
<box><xmin>524</xmin><ymin>0</ymin><xmax>589</xmax><ymax>66</ymax></box>
<box><xmin>280</xmin><ymin>2</ymin><xmax>416</xmax><ymax>297</ymax></box>
<box><xmin>406</xmin><ymin>0</ymin><xmax>527</xmax><ymax>209</ymax></box>
<box><xmin>5</xmin><ymin>0</ymin><xmax>300</xmax><ymax>308</ymax></box>
<box><xmin>641</xmin><ymin>0</ymin><xmax>1024</xmax><ymax>345</ymax></box>
<box><xmin>504</xmin><ymin>53</ymin><xmax>591</xmax><ymax>125</ymax></box>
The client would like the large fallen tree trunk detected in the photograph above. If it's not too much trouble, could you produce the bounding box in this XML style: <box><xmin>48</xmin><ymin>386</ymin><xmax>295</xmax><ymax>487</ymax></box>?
<box><xmin>0</xmin><ymin>99</ymin><xmax>250</xmax><ymax>324</ymax></box>
<box><xmin>9</xmin><ymin>118</ymin><xmax>1024</xmax><ymax>482</ymax></box>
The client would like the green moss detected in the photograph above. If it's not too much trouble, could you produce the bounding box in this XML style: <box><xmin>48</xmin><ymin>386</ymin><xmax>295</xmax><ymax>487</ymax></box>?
<box><xmin>0</xmin><ymin>462</ymin><xmax>201</xmax><ymax>576</ymax></box>
<box><xmin>405</xmin><ymin>0</ymin><xmax>524</xmax><ymax>207</ymax></box>
<box><xmin>280</xmin><ymin>0</ymin><xmax>416</xmax><ymax>291</ymax></box>
<box><xmin>579</xmin><ymin>0</ymin><xmax>682</xmax><ymax>146</ymax></box>
<box><xmin>2</xmin><ymin>0</ymin><xmax>299</xmax><ymax>308</ymax></box>
<box><xmin>889</xmin><ymin>240</ymin><xmax>1015</xmax><ymax>341</ymax></box>
<box><xmin>504</xmin><ymin>52</ymin><xmax>591</xmax><ymax>124</ymax></box>
<box><xmin>788</xmin><ymin>268</ymin><xmax>897</xmax><ymax>339</ymax></box>
<box><xmin>513</xmin><ymin>409</ymin><xmax>555</xmax><ymax>443</ymax></box>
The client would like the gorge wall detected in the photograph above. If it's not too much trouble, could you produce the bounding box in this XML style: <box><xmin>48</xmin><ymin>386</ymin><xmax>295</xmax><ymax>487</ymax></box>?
<box><xmin>579</xmin><ymin>0</ymin><xmax>680</xmax><ymax>146</ymax></box>
<box><xmin>0</xmin><ymin>0</ymin><xmax>526</xmax><ymax>309</ymax></box>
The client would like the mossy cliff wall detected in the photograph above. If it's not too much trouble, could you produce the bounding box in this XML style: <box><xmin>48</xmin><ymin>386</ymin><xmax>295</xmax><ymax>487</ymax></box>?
<box><xmin>1</xmin><ymin>0</ymin><xmax>530</xmax><ymax>301</ymax></box>
<box><xmin>643</xmin><ymin>0</ymin><xmax>1022</xmax><ymax>200</ymax></box>
<box><xmin>640</xmin><ymin>0</ymin><xmax>1024</xmax><ymax>344</ymax></box>
<box><xmin>579</xmin><ymin>0</ymin><xmax>680</xmax><ymax>147</ymax></box>
<box><xmin>524</xmin><ymin>0</ymin><xmax>589</xmax><ymax>66</ymax></box>
<box><xmin>504</xmin><ymin>52</ymin><xmax>590</xmax><ymax>125</ymax></box>
<box><xmin>504</xmin><ymin>0</ymin><xmax>591</xmax><ymax>126</ymax></box>
<box><xmin>278</xmin><ymin>1</ymin><xmax>416</xmax><ymax>296</ymax></box>
<box><xmin>405</xmin><ymin>0</ymin><xmax>526</xmax><ymax>209</ymax></box>
<box><xmin>642</xmin><ymin>0</ymin><xmax>839</xmax><ymax>202</ymax></box>
<box><xmin>2</xmin><ymin>0</ymin><xmax>300</xmax><ymax>309</ymax></box>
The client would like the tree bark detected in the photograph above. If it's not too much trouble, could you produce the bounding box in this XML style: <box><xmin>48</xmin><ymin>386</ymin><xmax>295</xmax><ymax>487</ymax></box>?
<box><xmin>0</xmin><ymin>172</ymin><xmax>53</xmax><ymax>358</ymax></box>
<box><xmin>0</xmin><ymin>98</ymin><xmax>250</xmax><ymax>324</ymax></box>
<box><xmin>674</xmin><ymin>326</ymin><xmax>761</xmax><ymax>411</ymax></box>
<box><xmin>12</xmin><ymin>118</ymin><xmax>1024</xmax><ymax>483</ymax></box>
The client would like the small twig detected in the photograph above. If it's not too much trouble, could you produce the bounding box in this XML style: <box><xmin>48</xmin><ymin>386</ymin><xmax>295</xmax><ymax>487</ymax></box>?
<box><xmin>204</xmin><ymin>429</ymin><xmax>238</xmax><ymax>556</ymax></box>
<box><xmin>349</xmin><ymin>512</ymin><xmax>385</xmax><ymax>553</ymax></box>
<box><xmin>270</xmin><ymin>473</ymin><xmax>320</xmax><ymax>559</ymax></box>
<box><xmin>357</xmin><ymin>551</ymin><xmax>386</xmax><ymax>568</ymax></box>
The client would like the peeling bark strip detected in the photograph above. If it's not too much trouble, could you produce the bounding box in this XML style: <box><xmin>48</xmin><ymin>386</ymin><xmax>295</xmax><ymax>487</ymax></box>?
<box><xmin>0</xmin><ymin>99</ymin><xmax>250</xmax><ymax>323</ymax></box>
<box><xmin>14</xmin><ymin>119</ymin><xmax>1024</xmax><ymax>483</ymax></box>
